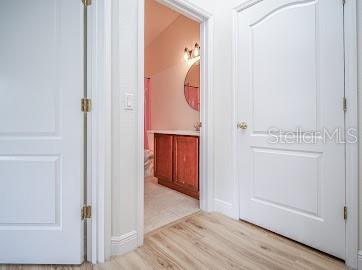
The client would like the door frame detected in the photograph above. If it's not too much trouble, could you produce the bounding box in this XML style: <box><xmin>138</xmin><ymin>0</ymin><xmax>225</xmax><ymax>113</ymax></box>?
<box><xmin>231</xmin><ymin>0</ymin><xmax>358</xmax><ymax>268</ymax></box>
<box><xmin>136</xmin><ymin>0</ymin><xmax>215</xmax><ymax>246</ymax></box>
<box><xmin>87</xmin><ymin>0</ymin><xmax>112</xmax><ymax>263</ymax></box>
<box><xmin>88</xmin><ymin>0</ymin><xmax>215</xmax><ymax>262</ymax></box>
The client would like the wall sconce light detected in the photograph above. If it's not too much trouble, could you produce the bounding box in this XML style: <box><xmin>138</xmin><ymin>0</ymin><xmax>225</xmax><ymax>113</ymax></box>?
<box><xmin>193</xmin><ymin>43</ymin><xmax>200</xmax><ymax>57</ymax></box>
<box><xmin>184</xmin><ymin>43</ymin><xmax>200</xmax><ymax>62</ymax></box>
<box><xmin>184</xmin><ymin>48</ymin><xmax>192</xmax><ymax>62</ymax></box>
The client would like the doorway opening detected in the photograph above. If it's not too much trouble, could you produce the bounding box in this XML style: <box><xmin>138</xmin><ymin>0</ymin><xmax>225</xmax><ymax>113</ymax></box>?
<box><xmin>143</xmin><ymin>0</ymin><xmax>201</xmax><ymax>234</ymax></box>
<box><xmin>137</xmin><ymin>0</ymin><xmax>214</xmax><ymax>246</ymax></box>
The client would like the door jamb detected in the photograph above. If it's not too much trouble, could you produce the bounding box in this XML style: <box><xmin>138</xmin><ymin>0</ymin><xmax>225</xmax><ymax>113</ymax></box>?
<box><xmin>136</xmin><ymin>0</ymin><xmax>215</xmax><ymax>246</ymax></box>
<box><xmin>88</xmin><ymin>0</ymin><xmax>112</xmax><ymax>263</ymax></box>
<box><xmin>343</xmin><ymin>0</ymin><xmax>358</xmax><ymax>268</ymax></box>
<box><xmin>231</xmin><ymin>0</ymin><xmax>358</xmax><ymax>268</ymax></box>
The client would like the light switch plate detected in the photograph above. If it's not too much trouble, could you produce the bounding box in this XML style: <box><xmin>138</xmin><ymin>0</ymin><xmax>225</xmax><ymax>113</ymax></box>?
<box><xmin>124</xmin><ymin>93</ymin><xmax>134</xmax><ymax>110</ymax></box>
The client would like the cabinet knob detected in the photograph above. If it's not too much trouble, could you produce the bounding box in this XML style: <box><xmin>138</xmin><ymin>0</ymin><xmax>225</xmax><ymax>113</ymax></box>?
<box><xmin>237</xmin><ymin>122</ymin><xmax>248</xmax><ymax>130</ymax></box>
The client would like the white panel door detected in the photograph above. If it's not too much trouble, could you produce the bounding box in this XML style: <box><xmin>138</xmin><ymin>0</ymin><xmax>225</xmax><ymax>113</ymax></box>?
<box><xmin>237</xmin><ymin>0</ymin><xmax>346</xmax><ymax>259</ymax></box>
<box><xmin>0</xmin><ymin>0</ymin><xmax>84</xmax><ymax>264</ymax></box>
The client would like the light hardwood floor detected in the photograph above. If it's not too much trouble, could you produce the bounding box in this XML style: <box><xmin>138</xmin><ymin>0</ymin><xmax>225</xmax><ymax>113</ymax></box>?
<box><xmin>1</xmin><ymin>212</ymin><xmax>348</xmax><ymax>270</ymax></box>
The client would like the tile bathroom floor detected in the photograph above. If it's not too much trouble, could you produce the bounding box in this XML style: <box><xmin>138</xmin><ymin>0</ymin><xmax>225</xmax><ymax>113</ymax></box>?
<box><xmin>144</xmin><ymin>176</ymin><xmax>199</xmax><ymax>234</ymax></box>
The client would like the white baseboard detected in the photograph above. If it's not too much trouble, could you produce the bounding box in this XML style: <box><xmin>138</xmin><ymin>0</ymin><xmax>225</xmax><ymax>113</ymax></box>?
<box><xmin>357</xmin><ymin>250</ymin><xmax>362</xmax><ymax>270</ymax></box>
<box><xmin>111</xmin><ymin>231</ymin><xmax>138</xmax><ymax>256</ymax></box>
<box><xmin>214</xmin><ymin>199</ymin><xmax>235</xmax><ymax>218</ymax></box>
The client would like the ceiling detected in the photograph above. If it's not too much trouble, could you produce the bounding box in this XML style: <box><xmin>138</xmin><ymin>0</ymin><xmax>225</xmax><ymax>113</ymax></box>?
<box><xmin>145</xmin><ymin>0</ymin><xmax>180</xmax><ymax>48</ymax></box>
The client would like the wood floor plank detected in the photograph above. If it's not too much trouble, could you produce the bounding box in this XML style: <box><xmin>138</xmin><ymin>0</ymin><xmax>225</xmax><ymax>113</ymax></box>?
<box><xmin>2</xmin><ymin>212</ymin><xmax>348</xmax><ymax>270</ymax></box>
<box><xmin>183</xmin><ymin>215</ymin><xmax>291</xmax><ymax>270</ymax></box>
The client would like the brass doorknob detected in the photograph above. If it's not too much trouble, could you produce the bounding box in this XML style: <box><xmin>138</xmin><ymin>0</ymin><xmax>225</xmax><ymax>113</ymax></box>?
<box><xmin>237</xmin><ymin>122</ymin><xmax>248</xmax><ymax>129</ymax></box>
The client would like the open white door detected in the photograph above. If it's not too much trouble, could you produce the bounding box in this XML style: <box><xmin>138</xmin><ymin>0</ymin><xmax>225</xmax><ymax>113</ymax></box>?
<box><xmin>237</xmin><ymin>0</ymin><xmax>345</xmax><ymax>259</ymax></box>
<box><xmin>0</xmin><ymin>0</ymin><xmax>84</xmax><ymax>264</ymax></box>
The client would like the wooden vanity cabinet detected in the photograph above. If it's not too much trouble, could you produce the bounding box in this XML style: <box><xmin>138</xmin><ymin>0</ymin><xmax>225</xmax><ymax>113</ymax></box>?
<box><xmin>154</xmin><ymin>134</ymin><xmax>173</xmax><ymax>183</ymax></box>
<box><xmin>173</xmin><ymin>136</ymin><xmax>199</xmax><ymax>197</ymax></box>
<box><xmin>154</xmin><ymin>133</ymin><xmax>199</xmax><ymax>199</ymax></box>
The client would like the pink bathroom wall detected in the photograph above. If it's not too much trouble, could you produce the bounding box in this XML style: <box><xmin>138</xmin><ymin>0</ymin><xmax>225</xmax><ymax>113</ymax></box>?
<box><xmin>145</xmin><ymin>15</ymin><xmax>200</xmax><ymax>131</ymax></box>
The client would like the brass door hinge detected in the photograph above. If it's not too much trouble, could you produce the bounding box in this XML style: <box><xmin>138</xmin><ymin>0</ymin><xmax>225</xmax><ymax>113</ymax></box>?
<box><xmin>82</xmin><ymin>205</ymin><xmax>92</xmax><ymax>220</ymax></box>
<box><xmin>82</xmin><ymin>0</ymin><xmax>92</xmax><ymax>6</ymax></box>
<box><xmin>81</xmin><ymin>98</ymin><xmax>92</xmax><ymax>112</ymax></box>
<box><xmin>344</xmin><ymin>206</ymin><xmax>347</xmax><ymax>220</ymax></box>
<box><xmin>343</xmin><ymin>97</ymin><xmax>347</xmax><ymax>112</ymax></box>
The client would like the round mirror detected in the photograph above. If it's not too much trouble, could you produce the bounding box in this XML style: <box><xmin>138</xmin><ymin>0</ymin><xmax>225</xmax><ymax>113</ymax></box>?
<box><xmin>184</xmin><ymin>61</ymin><xmax>200</xmax><ymax>111</ymax></box>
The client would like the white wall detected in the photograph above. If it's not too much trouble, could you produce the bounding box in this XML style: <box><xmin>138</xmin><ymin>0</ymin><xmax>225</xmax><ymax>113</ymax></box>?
<box><xmin>111</xmin><ymin>0</ymin><xmax>138</xmax><ymax>241</ymax></box>
<box><xmin>111</xmin><ymin>0</ymin><xmax>362</xmax><ymax>259</ymax></box>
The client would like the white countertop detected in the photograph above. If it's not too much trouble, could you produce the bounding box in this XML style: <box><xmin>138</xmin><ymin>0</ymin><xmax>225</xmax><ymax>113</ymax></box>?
<box><xmin>148</xmin><ymin>130</ymin><xmax>200</xmax><ymax>136</ymax></box>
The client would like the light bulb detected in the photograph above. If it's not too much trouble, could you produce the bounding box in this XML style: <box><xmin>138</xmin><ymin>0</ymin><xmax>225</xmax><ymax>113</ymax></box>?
<box><xmin>193</xmin><ymin>43</ymin><xmax>200</xmax><ymax>57</ymax></box>
<box><xmin>184</xmin><ymin>48</ymin><xmax>190</xmax><ymax>62</ymax></box>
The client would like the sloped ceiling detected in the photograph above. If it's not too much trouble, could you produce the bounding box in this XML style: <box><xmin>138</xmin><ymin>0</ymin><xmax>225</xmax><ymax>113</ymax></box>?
<box><xmin>145</xmin><ymin>0</ymin><xmax>180</xmax><ymax>48</ymax></box>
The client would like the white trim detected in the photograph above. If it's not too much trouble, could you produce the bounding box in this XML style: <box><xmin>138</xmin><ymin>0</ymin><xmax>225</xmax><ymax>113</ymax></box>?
<box><xmin>358</xmin><ymin>250</ymin><xmax>362</xmax><ymax>270</ymax></box>
<box><xmin>111</xmin><ymin>231</ymin><xmax>138</xmax><ymax>256</ymax></box>
<box><xmin>199</xmin><ymin>10</ymin><xmax>215</xmax><ymax>213</ymax></box>
<box><xmin>231</xmin><ymin>6</ymin><xmax>240</xmax><ymax>220</ymax></box>
<box><xmin>231</xmin><ymin>0</ymin><xmax>359</xmax><ymax>269</ymax></box>
<box><xmin>136</xmin><ymin>0</ymin><xmax>215</xmax><ymax>248</ymax></box>
<box><xmin>89</xmin><ymin>0</ymin><xmax>112</xmax><ymax>264</ymax></box>
<box><xmin>87</xmin><ymin>2</ymin><xmax>95</xmax><ymax>263</ymax></box>
<box><xmin>136</xmin><ymin>0</ymin><xmax>145</xmax><ymax>247</ymax></box>
<box><xmin>155</xmin><ymin>0</ymin><xmax>212</xmax><ymax>22</ymax></box>
<box><xmin>214</xmin><ymin>199</ymin><xmax>234</xmax><ymax>217</ymax></box>
<box><xmin>344</xmin><ymin>0</ymin><xmax>358</xmax><ymax>268</ymax></box>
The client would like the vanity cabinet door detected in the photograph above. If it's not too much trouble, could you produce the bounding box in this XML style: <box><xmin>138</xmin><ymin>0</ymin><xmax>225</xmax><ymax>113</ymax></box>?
<box><xmin>173</xmin><ymin>135</ymin><xmax>199</xmax><ymax>198</ymax></box>
<box><xmin>154</xmin><ymin>134</ymin><xmax>173</xmax><ymax>183</ymax></box>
